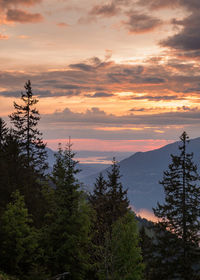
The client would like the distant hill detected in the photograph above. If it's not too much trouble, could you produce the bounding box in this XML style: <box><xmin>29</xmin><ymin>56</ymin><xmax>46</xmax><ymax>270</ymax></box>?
<box><xmin>81</xmin><ymin>137</ymin><xmax>200</xmax><ymax>211</ymax></box>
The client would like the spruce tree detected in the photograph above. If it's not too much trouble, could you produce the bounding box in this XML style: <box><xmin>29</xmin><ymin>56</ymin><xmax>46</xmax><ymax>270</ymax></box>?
<box><xmin>0</xmin><ymin>118</ymin><xmax>8</xmax><ymax>149</ymax></box>
<box><xmin>89</xmin><ymin>159</ymin><xmax>130</xmax><ymax>279</ymax></box>
<box><xmin>9</xmin><ymin>80</ymin><xmax>47</xmax><ymax>173</ymax></box>
<box><xmin>0</xmin><ymin>190</ymin><xmax>38</xmax><ymax>278</ymax></box>
<box><xmin>0</xmin><ymin>132</ymin><xmax>28</xmax><ymax>212</ymax></box>
<box><xmin>106</xmin><ymin>158</ymin><xmax>129</xmax><ymax>229</ymax></box>
<box><xmin>89</xmin><ymin>173</ymin><xmax>108</xmax><ymax>245</ymax></box>
<box><xmin>43</xmin><ymin>141</ymin><xmax>91</xmax><ymax>279</ymax></box>
<box><xmin>153</xmin><ymin>132</ymin><xmax>200</xmax><ymax>279</ymax></box>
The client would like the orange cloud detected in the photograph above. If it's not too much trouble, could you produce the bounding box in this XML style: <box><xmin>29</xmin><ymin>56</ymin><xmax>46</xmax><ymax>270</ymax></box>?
<box><xmin>0</xmin><ymin>33</ymin><xmax>8</xmax><ymax>39</ymax></box>
<box><xmin>57</xmin><ymin>22</ymin><xmax>69</xmax><ymax>27</ymax></box>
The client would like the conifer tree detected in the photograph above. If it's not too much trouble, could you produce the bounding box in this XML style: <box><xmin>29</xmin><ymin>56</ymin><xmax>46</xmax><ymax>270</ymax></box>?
<box><xmin>0</xmin><ymin>118</ymin><xmax>8</xmax><ymax>149</ymax></box>
<box><xmin>0</xmin><ymin>190</ymin><xmax>38</xmax><ymax>278</ymax></box>
<box><xmin>89</xmin><ymin>159</ymin><xmax>130</xmax><ymax>279</ymax></box>
<box><xmin>106</xmin><ymin>158</ymin><xmax>129</xmax><ymax>230</ymax></box>
<box><xmin>43</xmin><ymin>141</ymin><xmax>91</xmax><ymax>280</ymax></box>
<box><xmin>153</xmin><ymin>132</ymin><xmax>200</xmax><ymax>279</ymax></box>
<box><xmin>9</xmin><ymin>80</ymin><xmax>47</xmax><ymax>173</ymax></box>
<box><xmin>89</xmin><ymin>173</ymin><xmax>108</xmax><ymax>245</ymax></box>
<box><xmin>0</xmin><ymin>132</ymin><xmax>28</xmax><ymax>212</ymax></box>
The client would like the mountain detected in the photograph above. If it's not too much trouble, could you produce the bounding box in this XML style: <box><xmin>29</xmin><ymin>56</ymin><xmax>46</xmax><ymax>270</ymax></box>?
<box><xmin>81</xmin><ymin>137</ymin><xmax>200</xmax><ymax>211</ymax></box>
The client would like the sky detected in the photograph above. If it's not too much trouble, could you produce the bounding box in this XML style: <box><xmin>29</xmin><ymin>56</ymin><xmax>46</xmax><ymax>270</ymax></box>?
<box><xmin>1</xmin><ymin>0</ymin><xmax>200</xmax><ymax>154</ymax></box>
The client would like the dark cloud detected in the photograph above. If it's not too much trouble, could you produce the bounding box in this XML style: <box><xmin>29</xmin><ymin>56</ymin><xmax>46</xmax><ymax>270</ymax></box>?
<box><xmin>0</xmin><ymin>89</ymin><xmax>81</xmax><ymax>98</ymax></box>
<box><xmin>6</xmin><ymin>9</ymin><xmax>43</xmax><ymax>23</ymax></box>
<box><xmin>87</xmin><ymin>92</ymin><xmax>115</xmax><ymax>98</ymax></box>
<box><xmin>129</xmin><ymin>107</ymin><xmax>146</xmax><ymax>112</ymax></box>
<box><xmin>122</xmin><ymin>10</ymin><xmax>162</xmax><ymax>33</ymax></box>
<box><xmin>137</xmin><ymin>0</ymin><xmax>200</xmax><ymax>11</ymax></box>
<box><xmin>69</xmin><ymin>63</ymin><xmax>94</xmax><ymax>72</ymax></box>
<box><xmin>177</xmin><ymin>106</ymin><xmax>199</xmax><ymax>111</ymax></box>
<box><xmin>130</xmin><ymin>95</ymin><xmax>183</xmax><ymax>101</ymax></box>
<box><xmin>89</xmin><ymin>2</ymin><xmax>119</xmax><ymax>17</ymax></box>
<box><xmin>1</xmin><ymin>56</ymin><xmax>200</xmax><ymax>99</ymax></box>
<box><xmin>161</xmin><ymin>13</ymin><xmax>200</xmax><ymax>51</ymax></box>
<box><xmin>42</xmin><ymin>106</ymin><xmax>200</xmax><ymax>127</ymax></box>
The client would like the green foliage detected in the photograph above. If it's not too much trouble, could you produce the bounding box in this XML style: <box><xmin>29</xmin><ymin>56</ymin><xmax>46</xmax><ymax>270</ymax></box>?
<box><xmin>0</xmin><ymin>191</ymin><xmax>38</xmax><ymax>278</ymax></box>
<box><xmin>89</xmin><ymin>160</ymin><xmax>137</xmax><ymax>279</ymax></box>
<box><xmin>0</xmin><ymin>271</ymin><xmax>19</xmax><ymax>280</ymax></box>
<box><xmin>153</xmin><ymin>132</ymin><xmax>200</xmax><ymax>279</ymax></box>
<box><xmin>98</xmin><ymin>211</ymin><xmax>143</xmax><ymax>280</ymax></box>
<box><xmin>42</xmin><ymin>141</ymin><xmax>92</xmax><ymax>280</ymax></box>
<box><xmin>106</xmin><ymin>158</ymin><xmax>129</xmax><ymax>228</ymax></box>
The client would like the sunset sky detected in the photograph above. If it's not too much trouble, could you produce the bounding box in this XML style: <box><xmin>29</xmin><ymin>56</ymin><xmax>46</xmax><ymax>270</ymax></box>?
<box><xmin>1</xmin><ymin>0</ymin><xmax>200</xmax><ymax>153</ymax></box>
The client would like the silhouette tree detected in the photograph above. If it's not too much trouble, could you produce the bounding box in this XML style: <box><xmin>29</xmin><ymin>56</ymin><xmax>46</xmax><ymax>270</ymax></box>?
<box><xmin>0</xmin><ymin>118</ymin><xmax>8</xmax><ymax>150</ymax></box>
<box><xmin>153</xmin><ymin>132</ymin><xmax>200</xmax><ymax>279</ymax></box>
<box><xmin>9</xmin><ymin>80</ymin><xmax>47</xmax><ymax>173</ymax></box>
<box><xmin>43</xmin><ymin>141</ymin><xmax>91</xmax><ymax>280</ymax></box>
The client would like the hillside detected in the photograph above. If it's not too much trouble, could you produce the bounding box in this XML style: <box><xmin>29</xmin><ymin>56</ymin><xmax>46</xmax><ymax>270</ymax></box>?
<box><xmin>81</xmin><ymin>137</ymin><xmax>200</xmax><ymax>211</ymax></box>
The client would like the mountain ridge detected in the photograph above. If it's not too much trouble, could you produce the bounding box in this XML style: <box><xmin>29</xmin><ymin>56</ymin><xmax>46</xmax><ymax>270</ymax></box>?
<box><xmin>81</xmin><ymin>136</ymin><xmax>200</xmax><ymax>211</ymax></box>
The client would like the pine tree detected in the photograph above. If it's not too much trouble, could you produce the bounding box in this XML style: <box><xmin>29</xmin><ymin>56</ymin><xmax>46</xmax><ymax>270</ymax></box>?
<box><xmin>0</xmin><ymin>118</ymin><xmax>8</xmax><ymax>149</ymax></box>
<box><xmin>139</xmin><ymin>225</ymin><xmax>155</xmax><ymax>280</ymax></box>
<box><xmin>89</xmin><ymin>173</ymin><xmax>108</xmax><ymax>245</ymax></box>
<box><xmin>0</xmin><ymin>132</ymin><xmax>28</xmax><ymax>212</ymax></box>
<box><xmin>106</xmin><ymin>158</ymin><xmax>129</xmax><ymax>230</ymax></box>
<box><xmin>153</xmin><ymin>132</ymin><xmax>200</xmax><ymax>279</ymax></box>
<box><xmin>89</xmin><ymin>159</ymin><xmax>130</xmax><ymax>279</ymax></box>
<box><xmin>9</xmin><ymin>80</ymin><xmax>47</xmax><ymax>173</ymax></box>
<box><xmin>43</xmin><ymin>141</ymin><xmax>91</xmax><ymax>279</ymax></box>
<box><xmin>0</xmin><ymin>190</ymin><xmax>38</xmax><ymax>278</ymax></box>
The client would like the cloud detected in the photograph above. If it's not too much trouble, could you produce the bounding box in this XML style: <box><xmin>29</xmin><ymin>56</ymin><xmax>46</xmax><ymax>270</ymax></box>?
<box><xmin>56</xmin><ymin>22</ymin><xmax>69</xmax><ymax>27</ymax></box>
<box><xmin>0</xmin><ymin>0</ymin><xmax>42</xmax><ymax>9</ymax></box>
<box><xmin>0</xmin><ymin>0</ymin><xmax>43</xmax><ymax>25</ymax></box>
<box><xmin>89</xmin><ymin>2</ymin><xmax>119</xmax><ymax>17</ymax></box>
<box><xmin>137</xmin><ymin>0</ymin><xmax>200</xmax><ymax>11</ymax></box>
<box><xmin>161</xmin><ymin>13</ymin><xmax>200</xmax><ymax>52</ymax></box>
<box><xmin>0</xmin><ymin>89</ymin><xmax>83</xmax><ymax>98</ymax></box>
<box><xmin>130</xmin><ymin>94</ymin><xmax>183</xmax><ymax>101</ymax></box>
<box><xmin>69</xmin><ymin>63</ymin><xmax>94</xmax><ymax>72</ymax></box>
<box><xmin>0</xmin><ymin>33</ymin><xmax>8</xmax><ymax>39</ymax></box>
<box><xmin>42</xmin><ymin>106</ymin><xmax>200</xmax><ymax>127</ymax></box>
<box><xmin>122</xmin><ymin>10</ymin><xmax>162</xmax><ymax>33</ymax></box>
<box><xmin>6</xmin><ymin>9</ymin><xmax>43</xmax><ymax>23</ymax></box>
<box><xmin>87</xmin><ymin>92</ymin><xmax>115</xmax><ymax>98</ymax></box>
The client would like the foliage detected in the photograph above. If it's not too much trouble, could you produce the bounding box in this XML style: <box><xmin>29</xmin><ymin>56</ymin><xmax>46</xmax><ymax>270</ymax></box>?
<box><xmin>98</xmin><ymin>211</ymin><xmax>143</xmax><ymax>280</ymax></box>
<box><xmin>0</xmin><ymin>191</ymin><xmax>38</xmax><ymax>278</ymax></box>
<box><xmin>9</xmin><ymin>80</ymin><xmax>47</xmax><ymax>173</ymax></box>
<box><xmin>42</xmin><ymin>141</ymin><xmax>92</xmax><ymax>280</ymax></box>
<box><xmin>153</xmin><ymin>132</ymin><xmax>200</xmax><ymax>279</ymax></box>
<box><xmin>0</xmin><ymin>118</ymin><xmax>8</xmax><ymax>149</ymax></box>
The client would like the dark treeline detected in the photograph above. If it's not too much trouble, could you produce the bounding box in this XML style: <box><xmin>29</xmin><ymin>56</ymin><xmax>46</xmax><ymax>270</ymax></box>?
<box><xmin>0</xmin><ymin>81</ymin><xmax>199</xmax><ymax>280</ymax></box>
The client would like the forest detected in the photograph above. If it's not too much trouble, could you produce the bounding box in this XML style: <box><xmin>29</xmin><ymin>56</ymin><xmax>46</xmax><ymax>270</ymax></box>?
<box><xmin>0</xmin><ymin>81</ymin><xmax>199</xmax><ymax>280</ymax></box>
